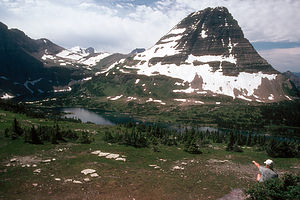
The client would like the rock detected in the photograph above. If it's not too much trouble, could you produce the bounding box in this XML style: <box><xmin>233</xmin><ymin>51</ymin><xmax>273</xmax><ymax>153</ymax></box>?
<box><xmin>32</xmin><ymin>164</ymin><xmax>37</xmax><ymax>167</ymax></box>
<box><xmin>33</xmin><ymin>169</ymin><xmax>41</xmax><ymax>173</ymax></box>
<box><xmin>10</xmin><ymin>158</ymin><xmax>17</xmax><ymax>162</ymax></box>
<box><xmin>115</xmin><ymin>158</ymin><xmax>126</xmax><ymax>162</ymax></box>
<box><xmin>32</xmin><ymin>183</ymin><xmax>38</xmax><ymax>187</ymax></box>
<box><xmin>73</xmin><ymin>180</ymin><xmax>83</xmax><ymax>184</ymax></box>
<box><xmin>42</xmin><ymin>159</ymin><xmax>51</xmax><ymax>163</ymax></box>
<box><xmin>84</xmin><ymin>178</ymin><xmax>90</xmax><ymax>182</ymax></box>
<box><xmin>54</xmin><ymin>178</ymin><xmax>61</xmax><ymax>181</ymax></box>
<box><xmin>149</xmin><ymin>164</ymin><xmax>160</xmax><ymax>169</ymax></box>
<box><xmin>91</xmin><ymin>150</ymin><xmax>101</xmax><ymax>155</ymax></box>
<box><xmin>81</xmin><ymin>169</ymin><xmax>96</xmax><ymax>175</ymax></box>
<box><xmin>106</xmin><ymin>154</ymin><xmax>119</xmax><ymax>159</ymax></box>
<box><xmin>90</xmin><ymin>173</ymin><xmax>99</xmax><ymax>177</ymax></box>
<box><xmin>52</xmin><ymin>158</ymin><xmax>56</xmax><ymax>161</ymax></box>
<box><xmin>64</xmin><ymin>179</ymin><xmax>73</xmax><ymax>182</ymax></box>
<box><xmin>172</xmin><ymin>166</ymin><xmax>184</xmax><ymax>170</ymax></box>
<box><xmin>5</xmin><ymin>163</ymin><xmax>11</xmax><ymax>167</ymax></box>
<box><xmin>98</xmin><ymin>152</ymin><xmax>110</xmax><ymax>157</ymax></box>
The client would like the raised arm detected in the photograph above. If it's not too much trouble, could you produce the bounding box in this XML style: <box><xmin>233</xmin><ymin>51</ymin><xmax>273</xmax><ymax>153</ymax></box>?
<box><xmin>252</xmin><ymin>161</ymin><xmax>260</xmax><ymax>169</ymax></box>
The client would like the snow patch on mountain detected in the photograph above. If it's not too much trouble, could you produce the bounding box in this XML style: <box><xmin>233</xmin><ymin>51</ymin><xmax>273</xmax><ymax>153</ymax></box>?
<box><xmin>167</xmin><ymin>27</ymin><xmax>186</xmax><ymax>35</ymax></box>
<box><xmin>200</xmin><ymin>30</ymin><xmax>208</xmax><ymax>38</ymax></box>
<box><xmin>108</xmin><ymin>95</ymin><xmax>123</xmax><ymax>101</ymax></box>
<box><xmin>54</xmin><ymin>87</ymin><xmax>72</xmax><ymax>93</ymax></box>
<box><xmin>42</xmin><ymin>46</ymin><xmax>111</xmax><ymax>68</ymax></box>
<box><xmin>1</xmin><ymin>93</ymin><xmax>14</xmax><ymax>99</ymax></box>
<box><xmin>186</xmin><ymin>54</ymin><xmax>237</xmax><ymax>64</ymax></box>
<box><xmin>123</xmin><ymin>57</ymin><xmax>277</xmax><ymax>100</ymax></box>
<box><xmin>80</xmin><ymin>53</ymin><xmax>110</xmax><ymax>66</ymax></box>
<box><xmin>146</xmin><ymin>98</ymin><xmax>166</xmax><ymax>105</ymax></box>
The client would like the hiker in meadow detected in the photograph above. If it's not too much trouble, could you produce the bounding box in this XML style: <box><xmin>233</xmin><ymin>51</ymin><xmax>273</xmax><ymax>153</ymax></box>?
<box><xmin>252</xmin><ymin>159</ymin><xmax>278</xmax><ymax>182</ymax></box>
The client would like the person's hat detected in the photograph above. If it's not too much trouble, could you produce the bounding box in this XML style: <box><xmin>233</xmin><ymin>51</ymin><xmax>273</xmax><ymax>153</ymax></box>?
<box><xmin>264</xmin><ymin>159</ymin><xmax>273</xmax><ymax>166</ymax></box>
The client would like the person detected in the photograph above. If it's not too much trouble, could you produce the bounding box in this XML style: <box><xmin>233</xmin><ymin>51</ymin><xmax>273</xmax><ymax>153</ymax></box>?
<box><xmin>252</xmin><ymin>159</ymin><xmax>278</xmax><ymax>182</ymax></box>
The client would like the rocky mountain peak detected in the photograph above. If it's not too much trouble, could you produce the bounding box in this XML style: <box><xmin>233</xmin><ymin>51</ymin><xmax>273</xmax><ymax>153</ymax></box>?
<box><xmin>114</xmin><ymin>7</ymin><xmax>295</xmax><ymax>102</ymax></box>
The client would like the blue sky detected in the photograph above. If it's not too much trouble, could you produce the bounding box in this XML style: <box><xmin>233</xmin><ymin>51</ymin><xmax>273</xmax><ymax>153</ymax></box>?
<box><xmin>0</xmin><ymin>0</ymin><xmax>299</xmax><ymax>72</ymax></box>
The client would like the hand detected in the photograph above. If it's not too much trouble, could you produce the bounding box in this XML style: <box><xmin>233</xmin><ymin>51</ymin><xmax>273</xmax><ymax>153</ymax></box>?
<box><xmin>252</xmin><ymin>161</ymin><xmax>260</xmax><ymax>168</ymax></box>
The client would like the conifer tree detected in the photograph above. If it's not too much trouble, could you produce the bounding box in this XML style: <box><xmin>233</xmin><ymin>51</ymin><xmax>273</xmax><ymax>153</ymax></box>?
<box><xmin>30</xmin><ymin>126</ymin><xmax>43</xmax><ymax>144</ymax></box>
<box><xmin>12</xmin><ymin>118</ymin><xmax>22</xmax><ymax>136</ymax></box>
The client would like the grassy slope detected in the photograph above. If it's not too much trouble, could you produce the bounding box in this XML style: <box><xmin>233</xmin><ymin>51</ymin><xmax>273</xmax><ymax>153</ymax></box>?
<box><xmin>0</xmin><ymin>109</ymin><xmax>299</xmax><ymax>200</ymax></box>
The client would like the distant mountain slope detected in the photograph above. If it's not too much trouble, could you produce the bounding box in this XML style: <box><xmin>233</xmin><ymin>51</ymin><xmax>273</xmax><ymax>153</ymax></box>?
<box><xmin>85</xmin><ymin>7</ymin><xmax>297</xmax><ymax>103</ymax></box>
<box><xmin>0</xmin><ymin>22</ymin><xmax>88</xmax><ymax>99</ymax></box>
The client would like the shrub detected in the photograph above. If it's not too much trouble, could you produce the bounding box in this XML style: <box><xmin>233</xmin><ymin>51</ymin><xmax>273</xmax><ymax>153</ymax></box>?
<box><xmin>266</xmin><ymin>140</ymin><xmax>297</xmax><ymax>158</ymax></box>
<box><xmin>246</xmin><ymin>173</ymin><xmax>300</xmax><ymax>200</ymax></box>
<box><xmin>4</xmin><ymin>128</ymin><xmax>9</xmax><ymax>137</ymax></box>
<box><xmin>78</xmin><ymin>131</ymin><xmax>94</xmax><ymax>144</ymax></box>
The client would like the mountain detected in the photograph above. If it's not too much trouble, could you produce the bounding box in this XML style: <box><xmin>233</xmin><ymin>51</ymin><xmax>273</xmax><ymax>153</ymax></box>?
<box><xmin>86</xmin><ymin>7</ymin><xmax>297</xmax><ymax>103</ymax></box>
<box><xmin>0</xmin><ymin>22</ymin><xmax>90</xmax><ymax>99</ymax></box>
<box><xmin>283</xmin><ymin>71</ymin><xmax>300</xmax><ymax>91</ymax></box>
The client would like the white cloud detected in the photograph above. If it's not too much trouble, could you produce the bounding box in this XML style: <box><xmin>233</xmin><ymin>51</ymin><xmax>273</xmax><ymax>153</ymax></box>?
<box><xmin>0</xmin><ymin>0</ymin><xmax>300</xmax><ymax>72</ymax></box>
<box><xmin>259</xmin><ymin>47</ymin><xmax>300</xmax><ymax>72</ymax></box>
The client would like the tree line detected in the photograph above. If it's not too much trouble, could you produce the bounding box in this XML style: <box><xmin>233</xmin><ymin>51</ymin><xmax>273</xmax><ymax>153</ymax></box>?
<box><xmin>104</xmin><ymin>123</ymin><xmax>300</xmax><ymax>157</ymax></box>
<box><xmin>4</xmin><ymin>118</ymin><xmax>94</xmax><ymax>144</ymax></box>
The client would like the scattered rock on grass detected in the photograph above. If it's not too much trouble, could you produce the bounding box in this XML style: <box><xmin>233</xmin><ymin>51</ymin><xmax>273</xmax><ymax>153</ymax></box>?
<box><xmin>91</xmin><ymin>150</ymin><xmax>127</xmax><ymax>162</ymax></box>
<box><xmin>84</xmin><ymin>178</ymin><xmax>90</xmax><ymax>182</ymax></box>
<box><xmin>90</xmin><ymin>173</ymin><xmax>99</xmax><ymax>177</ymax></box>
<box><xmin>106</xmin><ymin>154</ymin><xmax>120</xmax><ymax>159</ymax></box>
<box><xmin>115</xmin><ymin>158</ymin><xmax>126</xmax><ymax>162</ymax></box>
<box><xmin>172</xmin><ymin>166</ymin><xmax>184</xmax><ymax>170</ymax></box>
<box><xmin>73</xmin><ymin>180</ymin><xmax>83</xmax><ymax>184</ymax></box>
<box><xmin>149</xmin><ymin>164</ymin><xmax>160</xmax><ymax>169</ymax></box>
<box><xmin>91</xmin><ymin>150</ymin><xmax>101</xmax><ymax>155</ymax></box>
<box><xmin>81</xmin><ymin>169</ymin><xmax>96</xmax><ymax>175</ymax></box>
<box><xmin>99</xmin><ymin>152</ymin><xmax>110</xmax><ymax>157</ymax></box>
<box><xmin>42</xmin><ymin>159</ymin><xmax>51</xmax><ymax>163</ymax></box>
<box><xmin>33</xmin><ymin>169</ymin><xmax>41</xmax><ymax>173</ymax></box>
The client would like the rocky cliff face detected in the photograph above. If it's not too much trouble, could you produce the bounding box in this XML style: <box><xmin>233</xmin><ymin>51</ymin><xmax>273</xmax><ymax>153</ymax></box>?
<box><xmin>114</xmin><ymin>7</ymin><xmax>296</xmax><ymax>102</ymax></box>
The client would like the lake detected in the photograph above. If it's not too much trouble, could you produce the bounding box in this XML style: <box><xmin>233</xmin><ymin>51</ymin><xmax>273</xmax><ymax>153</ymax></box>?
<box><xmin>61</xmin><ymin>108</ymin><xmax>135</xmax><ymax>125</ymax></box>
<box><xmin>61</xmin><ymin>108</ymin><xmax>299</xmax><ymax>143</ymax></box>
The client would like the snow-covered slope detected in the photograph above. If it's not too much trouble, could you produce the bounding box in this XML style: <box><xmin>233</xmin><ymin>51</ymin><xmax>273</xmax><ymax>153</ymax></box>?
<box><xmin>41</xmin><ymin>46</ymin><xmax>110</xmax><ymax>69</ymax></box>
<box><xmin>110</xmin><ymin>7</ymin><xmax>294</xmax><ymax>102</ymax></box>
